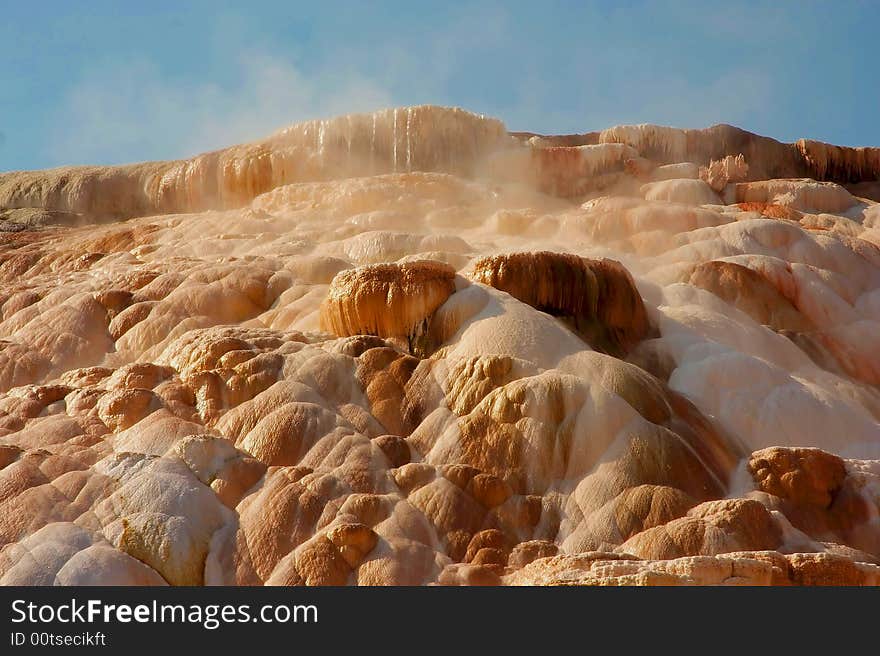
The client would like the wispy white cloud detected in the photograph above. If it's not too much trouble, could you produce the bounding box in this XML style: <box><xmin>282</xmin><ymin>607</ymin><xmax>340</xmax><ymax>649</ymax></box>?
<box><xmin>48</xmin><ymin>2</ymin><xmax>521</xmax><ymax>167</ymax></box>
<box><xmin>50</xmin><ymin>52</ymin><xmax>395</xmax><ymax>166</ymax></box>
<box><xmin>47</xmin><ymin>1</ymin><xmax>787</xmax><ymax>167</ymax></box>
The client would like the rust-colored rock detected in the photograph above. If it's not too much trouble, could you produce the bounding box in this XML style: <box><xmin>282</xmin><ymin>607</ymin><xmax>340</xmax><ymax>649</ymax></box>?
<box><xmin>321</xmin><ymin>261</ymin><xmax>456</xmax><ymax>355</ymax></box>
<box><xmin>471</xmin><ymin>251</ymin><xmax>652</xmax><ymax>357</ymax></box>
<box><xmin>749</xmin><ymin>447</ymin><xmax>847</xmax><ymax>509</ymax></box>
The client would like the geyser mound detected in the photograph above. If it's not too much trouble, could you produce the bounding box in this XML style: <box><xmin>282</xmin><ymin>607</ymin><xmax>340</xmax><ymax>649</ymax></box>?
<box><xmin>0</xmin><ymin>105</ymin><xmax>878</xmax><ymax>586</ymax></box>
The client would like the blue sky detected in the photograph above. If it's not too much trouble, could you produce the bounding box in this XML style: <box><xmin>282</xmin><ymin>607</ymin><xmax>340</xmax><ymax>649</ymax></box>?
<box><xmin>2</xmin><ymin>1</ymin><xmax>878</xmax><ymax>171</ymax></box>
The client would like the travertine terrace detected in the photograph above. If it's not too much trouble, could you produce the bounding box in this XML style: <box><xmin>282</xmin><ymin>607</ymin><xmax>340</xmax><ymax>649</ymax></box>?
<box><xmin>1</xmin><ymin>105</ymin><xmax>879</xmax><ymax>586</ymax></box>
